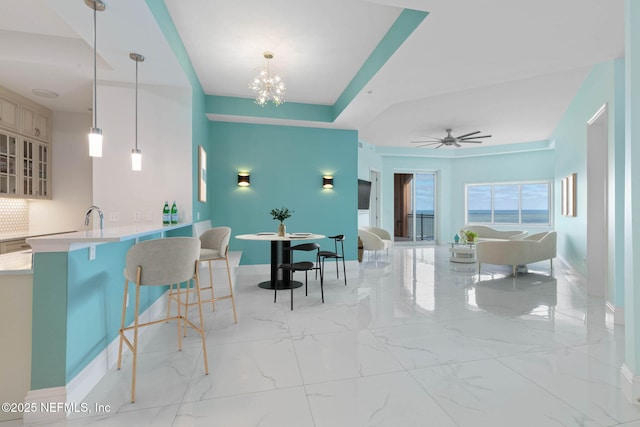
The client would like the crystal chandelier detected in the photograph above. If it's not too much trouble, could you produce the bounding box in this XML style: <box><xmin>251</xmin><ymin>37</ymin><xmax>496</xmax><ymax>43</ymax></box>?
<box><xmin>249</xmin><ymin>52</ymin><xmax>286</xmax><ymax>106</ymax></box>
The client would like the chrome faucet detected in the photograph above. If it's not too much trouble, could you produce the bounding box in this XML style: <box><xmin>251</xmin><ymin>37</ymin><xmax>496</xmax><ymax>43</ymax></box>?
<box><xmin>84</xmin><ymin>205</ymin><xmax>104</xmax><ymax>230</ymax></box>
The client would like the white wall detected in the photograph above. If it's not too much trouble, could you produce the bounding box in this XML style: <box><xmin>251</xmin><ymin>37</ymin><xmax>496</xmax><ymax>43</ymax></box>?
<box><xmin>93</xmin><ymin>82</ymin><xmax>192</xmax><ymax>227</ymax></box>
<box><xmin>29</xmin><ymin>111</ymin><xmax>93</xmax><ymax>234</ymax></box>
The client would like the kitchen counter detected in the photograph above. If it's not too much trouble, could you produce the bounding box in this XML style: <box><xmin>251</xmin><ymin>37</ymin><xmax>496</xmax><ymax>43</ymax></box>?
<box><xmin>27</xmin><ymin>221</ymin><xmax>194</xmax><ymax>422</ymax></box>
<box><xmin>0</xmin><ymin>230</ymin><xmax>75</xmax><ymax>243</ymax></box>
<box><xmin>27</xmin><ymin>222</ymin><xmax>192</xmax><ymax>253</ymax></box>
<box><xmin>0</xmin><ymin>250</ymin><xmax>32</xmax><ymax>274</ymax></box>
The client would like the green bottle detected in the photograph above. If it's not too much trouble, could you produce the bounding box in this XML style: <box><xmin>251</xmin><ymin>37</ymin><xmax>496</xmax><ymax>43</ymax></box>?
<box><xmin>171</xmin><ymin>201</ymin><xmax>178</xmax><ymax>224</ymax></box>
<box><xmin>162</xmin><ymin>201</ymin><xmax>170</xmax><ymax>225</ymax></box>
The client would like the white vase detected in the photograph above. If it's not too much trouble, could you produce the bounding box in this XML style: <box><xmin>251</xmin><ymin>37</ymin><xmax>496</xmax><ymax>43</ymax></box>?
<box><xmin>278</xmin><ymin>223</ymin><xmax>286</xmax><ymax>236</ymax></box>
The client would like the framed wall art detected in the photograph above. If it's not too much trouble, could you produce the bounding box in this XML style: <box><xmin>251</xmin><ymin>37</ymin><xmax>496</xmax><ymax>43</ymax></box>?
<box><xmin>561</xmin><ymin>173</ymin><xmax>576</xmax><ymax>217</ymax></box>
<box><xmin>198</xmin><ymin>145</ymin><xmax>207</xmax><ymax>202</ymax></box>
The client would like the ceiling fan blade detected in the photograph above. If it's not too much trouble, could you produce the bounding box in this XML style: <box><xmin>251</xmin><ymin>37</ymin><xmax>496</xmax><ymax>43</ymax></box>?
<box><xmin>455</xmin><ymin>131</ymin><xmax>481</xmax><ymax>139</ymax></box>
<box><xmin>414</xmin><ymin>142</ymin><xmax>442</xmax><ymax>148</ymax></box>
<box><xmin>410</xmin><ymin>137</ymin><xmax>443</xmax><ymax>143</ymax></box>
<box><xmin>459</xmin><ymin>134</ymin><xmax>492</xmax><ymax>140</ymax></box>
<box><xmin>410</xmin><ymin>139</ymin><xmax>443</xmax><ymax>144</ymax></box>
<box><xmin>453</xmin><ymin>142</ymin><xmax>461</xmax><ymax>147</ymax></box>
<box><xmin>434</xmin><ymin>143</ymin><xmax>445</xmax><ymax>149</ymax></box>
<box><xmin>459</xmin><ymin>140</ymin><xmax>483</xmax><ymax>143</ymax></box>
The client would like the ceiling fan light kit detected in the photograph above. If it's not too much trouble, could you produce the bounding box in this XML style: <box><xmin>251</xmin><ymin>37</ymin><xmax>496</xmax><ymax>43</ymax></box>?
<box><xmin>410</xmin><ymin>128</ymin><xmax>492</xmax><ymax>149</ymax></box>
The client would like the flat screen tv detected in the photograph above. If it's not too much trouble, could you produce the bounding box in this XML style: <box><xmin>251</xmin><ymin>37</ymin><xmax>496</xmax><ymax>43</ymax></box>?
<box><xmin>358</xmin><ymin>179</ymin><xmax>372</xmax><ymax>210</ymax></box>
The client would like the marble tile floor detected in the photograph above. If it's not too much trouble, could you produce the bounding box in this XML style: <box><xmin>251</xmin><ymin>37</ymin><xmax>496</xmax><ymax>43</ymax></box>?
<box><xmin>7</xmin><ymin>245</ymin><xmax>640</xmax><ymax>427</ymax></box>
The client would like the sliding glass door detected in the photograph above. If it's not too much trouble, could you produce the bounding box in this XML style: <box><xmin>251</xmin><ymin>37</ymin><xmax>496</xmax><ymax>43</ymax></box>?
<box><xmin>393</xmin><ymin>172</ymin><xmax>436</xmax><ymax>242</ymax></box>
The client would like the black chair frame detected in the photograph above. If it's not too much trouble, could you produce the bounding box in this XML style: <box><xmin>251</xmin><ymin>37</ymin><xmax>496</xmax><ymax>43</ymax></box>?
<box><xmin>317</xmin><ymin>234</ymin><xmax>346</xmax><ymax>286</ymax></box>
<box><xmin>275</xmin><ymin>242</ymin><xmax>323</xmax><ymax>310</ymax></box>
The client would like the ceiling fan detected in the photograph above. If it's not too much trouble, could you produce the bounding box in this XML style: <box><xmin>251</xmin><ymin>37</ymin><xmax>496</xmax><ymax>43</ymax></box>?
<box><xmin>410</xmin><ymin>128</ymin><xmax>492</xmax><ymax>148</ymax></box>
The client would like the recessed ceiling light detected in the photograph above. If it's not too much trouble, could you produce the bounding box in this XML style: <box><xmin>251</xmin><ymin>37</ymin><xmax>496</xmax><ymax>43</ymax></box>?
<box><xmin>32</xmin><ymin>89</ymin><xmax>59</xmax><ymax>98</ymax></box>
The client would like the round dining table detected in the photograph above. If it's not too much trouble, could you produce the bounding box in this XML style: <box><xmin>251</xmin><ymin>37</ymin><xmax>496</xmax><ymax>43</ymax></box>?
<box><xmin>235</xmin><ymin>232</ymin><xmax>326</xmax><ymax>289</ymax></box>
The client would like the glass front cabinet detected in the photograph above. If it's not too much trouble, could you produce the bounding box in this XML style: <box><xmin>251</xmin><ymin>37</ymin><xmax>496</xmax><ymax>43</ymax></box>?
<box><xmin>0</xmin><ymin>86</ymin><xmax>52</xmax><ymax>199</ymax></box>
<box><xmin>22</xmin><ymin>138</ymin><xmax>50</xmax><ymax>199</ymax></box>
<box><xmin>0</xmin><ymin>132</ymin><xmax>18</xmax><ymax>196</ymax></box>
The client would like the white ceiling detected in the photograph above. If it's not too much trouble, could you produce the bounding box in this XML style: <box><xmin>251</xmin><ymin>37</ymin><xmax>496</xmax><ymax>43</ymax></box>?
<box><xmin>0</xmin><ymin>0</ymin><xmax>625</xmax><ymax>148</ymax></box>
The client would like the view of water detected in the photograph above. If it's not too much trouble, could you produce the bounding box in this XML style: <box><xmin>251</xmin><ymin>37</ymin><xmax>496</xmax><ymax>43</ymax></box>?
<box><xmin>468</xmin><ymin>209</ymin><xmax>549</xmax><ymax>224</ymax></box>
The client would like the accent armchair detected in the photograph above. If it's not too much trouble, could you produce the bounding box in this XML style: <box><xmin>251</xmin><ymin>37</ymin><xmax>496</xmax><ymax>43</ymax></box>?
<box><xmin>476</xmin><ymin>231</ymin><xmax>557</xmax><ymax>277</ymax></box>
<box><xmin>358</xmin><ymin>226</ymin><xmax>393</xmax><ymax>259</ymax></box>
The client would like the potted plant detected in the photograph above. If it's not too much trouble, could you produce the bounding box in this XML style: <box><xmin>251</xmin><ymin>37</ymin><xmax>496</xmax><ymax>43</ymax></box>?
<box><xmin>271</xmin><ymin>206</ymin><xmax>293</xmax><ymax>236</ymax></box>
<box><xmin>461</xmin><ymin>229</ymin><xmax>478</xmax><ymax>243</ymax></box>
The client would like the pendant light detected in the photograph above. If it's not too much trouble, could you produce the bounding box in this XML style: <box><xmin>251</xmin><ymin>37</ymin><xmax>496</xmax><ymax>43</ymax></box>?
<box><xmin>129</xmin><ymin>53</ymin><xmax>144</xmax><ymax>171</ymax></box>
<box><xmin>85</xmin><ymin>0</ymin><xmax>106</xmax><ymax>157</ymax></box>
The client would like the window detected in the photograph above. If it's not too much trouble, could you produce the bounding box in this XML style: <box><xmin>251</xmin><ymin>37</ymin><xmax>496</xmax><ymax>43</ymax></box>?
<box><xmin>466</xmin><ymin>181</ymin><xmax>551</xmax><ymax>225</ymax></box>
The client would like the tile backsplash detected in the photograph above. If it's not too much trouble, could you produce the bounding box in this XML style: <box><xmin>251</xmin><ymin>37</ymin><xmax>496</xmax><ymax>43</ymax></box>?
<box><xmin>0</xmin><ymin>198</ymin><xmax>29</xmax><ymax>234</ymax></box>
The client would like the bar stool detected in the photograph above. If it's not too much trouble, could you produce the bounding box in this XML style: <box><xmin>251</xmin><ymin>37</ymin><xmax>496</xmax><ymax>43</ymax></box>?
<box><xmin>167</xmin><ymin>226</ymin><xmax>237</xmax><ymax>325</ymax></box>
<box><xmin>117</xmin><ymin>237</ymin><xmax>208</xmax><ymax>403</ymax></box>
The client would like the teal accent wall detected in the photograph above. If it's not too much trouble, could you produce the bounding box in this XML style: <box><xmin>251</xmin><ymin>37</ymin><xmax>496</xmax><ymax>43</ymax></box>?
<box><xmin>613</xmin><ymin>58</ymin><xmax>626</xmax><ymax>309</ymax></box>
<box><xmin>333</xmin><ymin>9</ymin><xmax>428</xmax><ymax>118</ymax></box>
<box><xmin>31</xmin><ymin>252</ymin><xmax>68</xmax><ymax>389</ymax></box>
<box><xmin>146</xmin><ymin>0</ymin><xmax>210</xmax><ymax>223</ymax></box>
<box><xmin>206</xmin><ymin>96</ymin><xmax>334</xmax><ymax>122</ymax></box>
<box><xmin>368</xmin><ymin>147</ymin><xmax>555</xmax><ymax>242</ymax></box>
<box><xmin>550</xmin><ymin>60</ymin><xmax>622</xmax><ymax>281</ymax></box>
<box><xmin>66</xmin><ymin>242</ymin><xmax>133</xmax><ymax>382</ymax></box>
<box><xmin>208</xmin><ymin>121</ymin><xmax>358</xmax><ymax>265</ymax></box>
<box><xmin>30</xmin><ymin>227</ymin><xmax>192</xmax><ymax>390</ymax></box>
<box><xmin>357</xmin><ymin>141</ymin><xmax>382</xmax><ymax>179</ymax></box>
<box><xmin>624</xmin><ymin>0</ymin><xmax>640</xmax><ymax>375</ymax></box>
<box><xmin>450</xmin><ymin>149</ymin><xmax>556</xmax><ymax>236</ymax></box>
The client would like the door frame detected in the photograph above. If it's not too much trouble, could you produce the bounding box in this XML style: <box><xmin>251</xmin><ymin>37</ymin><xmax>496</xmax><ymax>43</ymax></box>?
<box><xmin>586</xmin><ymin>104</ymin><xmax>608</xmax><ymax>298</ymax></box>
<box><xmin>392</xmin><ymin>169</ymin><xmax>438</xmax><ymax>244</ymax></box>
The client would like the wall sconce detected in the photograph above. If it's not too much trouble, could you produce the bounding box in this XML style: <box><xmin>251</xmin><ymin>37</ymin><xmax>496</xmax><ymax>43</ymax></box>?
<box><xmin>322</xmin><ymin>175</ymin><xmax>334</xmax><ymax>189</ymax></box>
<box><xmin>237</xmin><ymin>172</ymin><xmax>250</xmax><ymax>187</ymax></box>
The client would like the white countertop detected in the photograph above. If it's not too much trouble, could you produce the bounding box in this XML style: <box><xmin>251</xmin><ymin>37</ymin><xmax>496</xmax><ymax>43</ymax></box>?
<box><xmin>0</xmin><ymin>230</ymin><xmax>75</xmax><ymax>243</ymax></box>
<box><xmin>27</xmin><ymin>222</ymin><xmax>192</xmax><ymax>253</ymax></box>
<box><xmin>0</xmin><ymin>250</ymin><xmax>32</xmax><ymax>275</ymax></box>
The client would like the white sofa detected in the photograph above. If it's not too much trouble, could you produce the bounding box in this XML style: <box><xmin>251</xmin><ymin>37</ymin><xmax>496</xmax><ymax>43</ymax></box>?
<box><xmin>358</xmin><ymin>226</ymin><xmax>393</xmax><ymax>258</ymax></box>
<box><xmin>476</xmin><ymin>231</ymin><xmax>557</xmax><ymax>276</ymax></box>
<box><xmin>461</xmin><ymin>225</ymin><xmax>527</xmax><ymax>241</ymax></box>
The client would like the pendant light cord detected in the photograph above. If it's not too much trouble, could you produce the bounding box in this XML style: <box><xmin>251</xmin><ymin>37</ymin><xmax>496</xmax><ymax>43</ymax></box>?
<box><xmin>135</xmin><ymin>58</ymin><xmax>138</xmax><ymax>151</ymax></box>
<box><xmin>92</xmin><ymin>4</ymin><xmax>98</xmax><ymax>129</ymax></box>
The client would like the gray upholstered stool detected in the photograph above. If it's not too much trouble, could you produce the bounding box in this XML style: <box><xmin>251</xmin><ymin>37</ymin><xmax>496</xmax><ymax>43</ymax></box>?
<box><xmin>117</xmin><ymin>237</ymin><xmax>208</xmax><ymax>403</ymax></box>
<box><xmin>167</xmin><ymin>226</ymin><xmax>238</xmax><ymax>325</ymax></box>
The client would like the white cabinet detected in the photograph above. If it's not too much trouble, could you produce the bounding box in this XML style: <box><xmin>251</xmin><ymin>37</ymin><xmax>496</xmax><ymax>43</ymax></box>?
<box><xmin>21</xmin><ymin>106</ymin><xmax>50</xmax><ymax>143</ymax></box>
<box><xmin>22</xmin><ymin>138</ymin><xmax>50</xmax><ymax>199</ymax></box>
<box><xmin>0</xmin><ymin>131</ymin><xmax>19</xmax><ymax>196</ymax></box>
<box><xmin>0</xmin><ymin>86</ymin><xmax>52</xmax><ymax>199</ymax></box>
<box><xmin>0</xmin><ymin>96</ymin><xmax>18</xmax><ymax>131</ymax></box>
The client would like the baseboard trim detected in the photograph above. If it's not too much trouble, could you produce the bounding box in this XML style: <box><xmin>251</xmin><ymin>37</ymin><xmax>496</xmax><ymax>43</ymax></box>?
<box><xmin>23</xmin><ymin>252</ymin><xmax>245</xmax><ymax>423</ymax></box>
<box><xmin>24</xmin><ymin>291</ymin><xmax>169</xmax><ymax>423</ymax></box>
<box><xmin>620</xmin><ymin>363</ymin><xmax>640</xmax><ymax>405</ymax></box>
<box><xmin>22</xmin><ymin>387</ymin><xmax>68</xmax><ymax>424</ymax></box>
<box><xmin>606</xmin><ymin>301</ymin><xmax>624</xmax><ymax>325</ymax></box>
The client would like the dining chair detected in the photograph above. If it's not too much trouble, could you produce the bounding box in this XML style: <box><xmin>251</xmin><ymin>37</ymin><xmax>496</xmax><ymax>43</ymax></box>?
<box><xmin>276</xmin><ymin>242</ymin><xmax>323</xmax><ymax>310</ymax></box>
<box><xmin>118</xmin><ymin>237</ymin><xmax>208</xmax><ymax>403</ymax></box>
<box><xmin>167</xmin><ymin>226</ymin><xmax>237</xmax><ymax>326</ymax></box>
<box><xmin>317</xmin><ymin>234</ymin><xmax>346</xmax><ymax>286</ymax></box>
